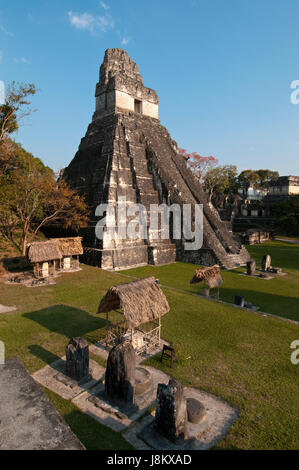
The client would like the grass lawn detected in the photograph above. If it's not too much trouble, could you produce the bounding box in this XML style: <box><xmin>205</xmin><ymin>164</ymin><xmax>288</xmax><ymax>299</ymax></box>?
<box><xmin>122</xmin><ymin>240</ymin><xmax>299</xmax><ymax>322</ymax></box>
<box><xmin>0</xmin><ymin>241</ymin><xmax>298</xmax><ymax>449</ymax></box>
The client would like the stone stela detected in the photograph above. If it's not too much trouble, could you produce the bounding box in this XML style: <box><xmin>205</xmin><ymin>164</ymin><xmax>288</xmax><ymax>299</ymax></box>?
<box><xmin>155</xmin><ymin>379</ymin><xmax>188</xmax><ymax>443</ymax></box>
<box><xmin>105</xmin><ymin>340</ymin><xmax>136</xmax><ymax>409</ymax></box>
<box><xmin>66</xmin><ymin>337</ymin><xmax>90</xmax><ymax>382</ymax></box>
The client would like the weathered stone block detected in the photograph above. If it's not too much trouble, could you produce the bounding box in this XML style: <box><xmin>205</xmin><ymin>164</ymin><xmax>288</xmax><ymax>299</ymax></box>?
<box><xmin>247</xmin><ymin>260</ymin><xmax>256</xmax><ymax>276</ymax></box>
<box><xmin>261</xmin><ymin>254</ymin><xmax>271</xmax><ymax>272</ymax></box>
<box><xmin>105</xmin><ymin>340</ymin><xmax>136</xmax><ymax>408</ymax></box>
<box><xmin>66</xmin><ymin>337</ymin><xmax>89</xmax><ymax>381</ymax></box>
<box><xmin>234</xmin><ymin>295</ymin><xmax>245</xmax><ymax>307</ymax></box>
<box><xmin>155</xmin><ymin>378</ymin><xmax>187</xmax><ymax>443</ymax></box>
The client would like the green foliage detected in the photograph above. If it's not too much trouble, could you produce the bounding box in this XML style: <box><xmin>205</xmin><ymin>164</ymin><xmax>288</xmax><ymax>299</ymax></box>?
<box><xmin>0</xmin><ymin>140</ymin><xmax>88</xmax><ymax>254</ymax></box>
<box><xmin>238</xmin><ymin>169</ymin><xmax>279</xmax><ymax>198</ymax></box>
<box><xmin>204</xmin><ymin>164</ymin><xmax>238</xmax><ymax>201</ymax></box>
<box><xmin>0</xmin><ymin>82</ymin><xmax>36</xmax><ymax>143</ymax></box>
<box><xmin>272</xmin><ymin>195</ymin><xmax>299</xmax><ymax>236</ymax></box>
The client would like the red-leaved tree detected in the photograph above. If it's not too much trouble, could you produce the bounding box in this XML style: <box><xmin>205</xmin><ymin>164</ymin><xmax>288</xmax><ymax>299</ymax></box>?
<box><xmin>178</xmin><ymin>148</ymin><xmax>218</xmax><ymax>183</ymax></box>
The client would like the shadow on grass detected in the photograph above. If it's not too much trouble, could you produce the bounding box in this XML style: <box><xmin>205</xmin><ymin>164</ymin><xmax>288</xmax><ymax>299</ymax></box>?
<box><xmin>1</xmin><ymin>256</ymin><xmax>31</xmax><ymax>273</ymax></box>
<box><xmin>219</xmin><ymin>288</ymin><xmax>299</xmax><ymax>321</ymax></box>
<box><xmin>28</xmin><ymin>345</ymin><xmax>61</xmax><ymax>365</ymax></box>
<box><xmin>63</xmin><ymin>409</ymin><xmax>134</xmax><ymax>450</ymax></box>
<box><xmin>23</xmin><ymin>304</ymin><xmax>106</xmax><ymax>337</ymax></box>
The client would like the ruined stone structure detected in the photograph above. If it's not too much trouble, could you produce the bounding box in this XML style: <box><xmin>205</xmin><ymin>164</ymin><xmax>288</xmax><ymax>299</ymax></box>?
<box><xmin>66</xmin><ymin>337</ymin><xmax>89</xmax><ymax>382</ymax></box>
<box><xmin>63</xmin><ymin>48</ymin><xmax>250</xmax><ymax>270</ymax></box>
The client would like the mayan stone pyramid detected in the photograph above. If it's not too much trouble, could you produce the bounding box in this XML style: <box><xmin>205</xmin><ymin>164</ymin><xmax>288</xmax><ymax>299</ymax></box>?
<box><xmin>63</xmin><ymin>48</ymin><xmax>250</xmax><ymax>270</ymax></box>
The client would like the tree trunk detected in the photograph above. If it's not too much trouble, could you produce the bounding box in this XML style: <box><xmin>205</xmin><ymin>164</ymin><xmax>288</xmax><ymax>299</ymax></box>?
<box><xmin>22</xmin><ymin>234</ymin><xmax>27</xmax><ymax>256</ymax></box>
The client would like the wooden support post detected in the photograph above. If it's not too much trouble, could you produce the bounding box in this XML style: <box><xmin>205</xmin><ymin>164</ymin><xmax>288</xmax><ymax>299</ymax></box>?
<box><xmin>158</xmin><ymin>316</ymin><xmax>161</xmax><ymax>346</ymax></box>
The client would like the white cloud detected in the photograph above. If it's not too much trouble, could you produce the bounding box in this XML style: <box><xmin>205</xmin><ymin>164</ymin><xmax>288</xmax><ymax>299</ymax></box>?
<box><xmin>67</xmin><ymin>10</ymin><xmax>114</xmax><ymax>34</ymax></box>
<box><xmin>13</xmin><ymin>57</ymin><xmax>31</xmax><ymax>65</ymax></box>
<box><xmin>100</xmin><ymin>1</ymin><xmax>109</xmax><ymax>10</ymax></box>
<box><xmin>27</xmin><ymin>12</ymin><xmax>40</xmax><ymax>25</ymax></box>
<box><xmin>121</xmin><ymin>37</ymin><xmax>131</xmax><ymax>46</ymax></box>
<box><xmin>0</xmin><ymin>25</ymin><xmax>13</xmax><ymax>36</ymax></box>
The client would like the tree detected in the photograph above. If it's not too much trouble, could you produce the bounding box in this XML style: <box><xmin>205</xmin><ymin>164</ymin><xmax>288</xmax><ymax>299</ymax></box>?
<box><xmin>0</xmin><ymin>82</ymin><xmax>36</xmax><ymax>142</ymax></box>
<box><xmin>0</xmin><ymin>141</ymin><xmax>89</xmax><ymax>255</ymax></box>
<box><xmin>178</xmin><ymin>148</ymin><xmax>218</xmax><ymax>183</ymax></box>
<box><xmin>238</xmin><ymin>170</ymin><xmax>260</xmax><ymax>198</ymax></box>
<box><xmin>272</xmin><ymin>195</ymin><xmax>299</xmax><ymax>236</ymax></box>
<box><xmin>0</xmin><ymin>82</ymin><xmax>36</xmax><ymax>164</ymax></box>
<box><xmin>204</xmin><ymin>165</ymin><xmax>238</xmax><ymax>203</ymax></box>
<box><xmin>256</xmin><ymin>169</ymin><xmax>279</xmax><ymax>189</ymax></box>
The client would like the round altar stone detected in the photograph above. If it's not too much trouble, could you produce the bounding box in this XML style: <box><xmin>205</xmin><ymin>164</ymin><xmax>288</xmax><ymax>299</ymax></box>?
<box><xmin>135</xmin><ymin>367</ymin><xmax>152</xmax><ymax>395</ymax></box>
<box><xmin>186</xmin><ymin>397</ymin><xmax>206</xmax><ymax>424</ymax></box>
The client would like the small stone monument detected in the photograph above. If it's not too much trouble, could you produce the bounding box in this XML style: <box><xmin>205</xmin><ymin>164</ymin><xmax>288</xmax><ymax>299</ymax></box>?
<box><xmin>105</xmin><ymin>340</ymin><xmax>136</xmax><ymax>408</ymax></box>
<box><xmin>234</xmin><ymin>295</ymin><xmax>245</xmax><ymax>307</ymax></box>
<box><xmin>66</xmin><ymin>337</ymin><xmax>89</xmax><ymax>382</ymax></box>
<box><xmin>247</xmin><ymin>260</ymin><xmax>256</xmax><ymax>276</ymax></box>
<box><xmin>202</xmin><ymin>287</ymin><xmax>210</xmax><ymax>297</ymax></box>
<box><xmin>155</xmin><ymin>378</ymin><xmax>187</xmax><ymax>443</ymax></box>
<box><xmin>261</xmin><ymin>254</ymin><xmax>271</xmax><ymax>272</ymax></box>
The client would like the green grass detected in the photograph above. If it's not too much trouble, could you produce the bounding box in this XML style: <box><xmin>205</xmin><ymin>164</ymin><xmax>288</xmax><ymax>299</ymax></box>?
<box><xmin>122</xmin><ymin>240</ymin><xmax>299</xmax><ymax>322</ymax></box>
<box><xmin>275</xmin><ymin>235</ymin><xmax>299</xmax><ymax>242</ymax></box>
<box><xmin>0</xmin><ymin>241</ymin><xmax>298</xmax><ymax>449</ymax></box>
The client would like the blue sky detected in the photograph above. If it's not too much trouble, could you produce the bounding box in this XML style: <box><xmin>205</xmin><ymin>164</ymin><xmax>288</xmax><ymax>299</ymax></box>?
<box><xmin>1</xmin><ymin>0</ymin><xmax>299</xmax><ymax>175</ymax></box>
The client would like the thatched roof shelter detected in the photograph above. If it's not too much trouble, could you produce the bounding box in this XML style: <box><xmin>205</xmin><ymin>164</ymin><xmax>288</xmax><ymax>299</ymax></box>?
<box><xmin>26</xmin><ymin>241</ymin><xmax>62</xmax><ymax>263</ymax></box>
<box><xmin>190</xmin><ymin>265</ymin><xmax>223</xmax><ymax>289</ymax></box>
<box><xmin>97</xmin><ymin>276</ymin><xmax>170</xmax><ymax>328</ymax></box>
<box><xmin>51</xmin><ymin>237</ymin><xmax>83</xmax><ymax>257</ymax></box>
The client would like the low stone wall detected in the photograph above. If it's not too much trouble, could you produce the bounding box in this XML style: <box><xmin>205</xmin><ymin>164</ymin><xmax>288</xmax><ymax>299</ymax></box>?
<box><xmin>241</xmin><ymin>230</ymin><xmax>273</xmax><ymax>245</ymax></box>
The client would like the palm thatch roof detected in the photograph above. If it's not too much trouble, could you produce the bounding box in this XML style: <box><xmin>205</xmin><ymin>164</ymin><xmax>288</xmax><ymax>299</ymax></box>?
<box><xmin>190</xmin><ymin>265</ymin><xmax>223</xmax><ymax>288</ymax></box>
<box><xmin>51</xmin><ymin>237</ymin><xmax>83</xmax><ymax>256</ymax></box>
<box><xmin>26</xmin><ymin>241</ymin><xmax>62</xmax><ymax>263</ymax></box>
<box><xmin>97</xmin><ymin>276</ymin><xmax>170</xmax><ymax>328</ymax></box>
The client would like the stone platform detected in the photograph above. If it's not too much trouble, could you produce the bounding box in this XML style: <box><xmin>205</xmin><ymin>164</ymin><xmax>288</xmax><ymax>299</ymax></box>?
<box><xmin>0</xmin><ymin>358</ymin><xmax>84</xmax><ymax>450</ymax></box>
<box><xmin>0</xmin><ymin>304</ymin><xmax>17</xmax><ymax>314</ymax></box>
<box><xmin>32</xmin><ymin>356</ymin><xmax>105</xmax><ymax>400</ymax></box>
<box><xmin>124</xmin><ymin>386</ymin><xmax>238</xmax><ymax>451</ymax></box>
<box><xmin>239</xmin><ymin>270</ymin><xmax>287</xmax><ymax>280</ymax></box>
<box><xmin>72</xmin><ymin>366</ymin><xmax>170</xmax><ymax>432</ymax></box>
